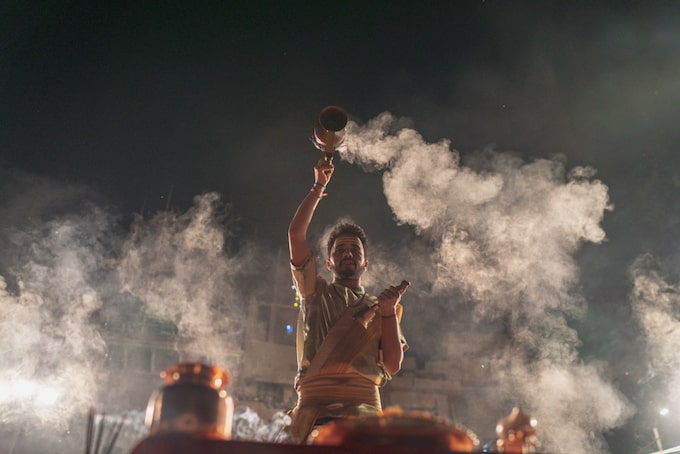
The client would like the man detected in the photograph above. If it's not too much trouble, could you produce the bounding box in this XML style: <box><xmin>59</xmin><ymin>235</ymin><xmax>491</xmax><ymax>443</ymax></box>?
<box><xmin>286</xmin><ymin>156</ymin><xmax>409</xmax><ymax>442</ymax></box>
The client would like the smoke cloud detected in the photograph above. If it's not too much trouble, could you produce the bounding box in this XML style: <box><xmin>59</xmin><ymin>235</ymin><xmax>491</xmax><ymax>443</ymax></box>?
<box><xmin>630</xmin><ymin>254</ymin><xmax>680</xmax><ymax>414</ymax></box>
<box><xmin>0</xmin><ymin>173</ymin><xmax>113</xmax><ymax>431</ymax></box>
<box><xmin>342</xmin><ymin>113</ymin><xmax>633</xmax><ymax>452</ymax></box>
<box><xmin>232</xmin><ymin>406</ymin><xmax>291</xmax><ymax>442</ymax></box>
<box><xmin>118</xmin><ymin>192</ymin><xmax>252</xmax><ymax>371</ymax></box>
<box><xmin>0</xmin><ymin>170</ymin><xmax>262</xmax><ymax>452</ymax></box>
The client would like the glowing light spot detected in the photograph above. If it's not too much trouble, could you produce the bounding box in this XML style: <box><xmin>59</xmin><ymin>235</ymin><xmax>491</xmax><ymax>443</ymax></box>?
<box><xmin>36</xmin><ymin>387</ymin><xmax>60</xmax><ymax>406</ymax></box>
<box><xmin>286</xmin><ymin>324</ymin><xmax>293</xmax><ymax>335</ymax></box>
<box><xmin>13</xmin><ymin>379</ymin><xmax>36</xmax><ymax>398</ymax></box>
<box><xmin>660</xmin><ymin>408</ymin><xmax>670</xmax><ymax>416</ymax></box>
<box><xmin>0</xmin><ymin>383</ymin><xmax>10</xmax><ymax>402</ymax></box>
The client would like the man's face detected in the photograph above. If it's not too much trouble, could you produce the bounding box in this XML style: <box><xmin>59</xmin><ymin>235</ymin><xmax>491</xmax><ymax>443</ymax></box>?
<box><xmin>327</xmin><ymin>234</ymin><xmax>368</xmax><ymax>280</ymax></box>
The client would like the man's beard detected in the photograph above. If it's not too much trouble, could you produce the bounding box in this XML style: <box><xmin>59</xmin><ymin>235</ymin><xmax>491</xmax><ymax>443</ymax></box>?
<box><xmin>333</xmin><ymin>262</ymin><xmax>363</xmax><ymax>280</ymax></box>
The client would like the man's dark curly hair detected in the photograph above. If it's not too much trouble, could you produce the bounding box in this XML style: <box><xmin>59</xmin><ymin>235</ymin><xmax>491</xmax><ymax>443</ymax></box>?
<box><xmin>327</xmin><ymin>222</ymin><xmax>368</xmax><ymax>257</ymax></box>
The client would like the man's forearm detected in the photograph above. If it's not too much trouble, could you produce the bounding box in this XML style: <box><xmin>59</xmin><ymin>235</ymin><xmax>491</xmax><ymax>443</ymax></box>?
<box><xmin>289</xmin><ymin>187</ymin><xmax>324</xmax><ymax>236</ymax></box>
<box><xmin>289</xmin><ymin>158</ymin><xmax>333</xmax><ymax>266</ymax></box>
<box><xmin>380</xmin><ymin>315</ymin><xmax>404</xmax><ymax>375</ymax></box>
<box><xmin>288</xmin><ymin>186</ymin><xmax>325</xmax><ymax>266</ymax></box>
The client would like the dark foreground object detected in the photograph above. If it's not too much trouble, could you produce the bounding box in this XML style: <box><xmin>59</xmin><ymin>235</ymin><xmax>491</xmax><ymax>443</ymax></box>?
<box><xmin>130</xmin><ymin>433</ymin><xmax>490</xmax><ymax>454</ymax></box>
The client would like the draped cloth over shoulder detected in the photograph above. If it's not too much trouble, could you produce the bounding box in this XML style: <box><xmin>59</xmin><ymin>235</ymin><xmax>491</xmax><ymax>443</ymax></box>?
<box><xmin>288</xmin><ymin>302</ymin><xmax>384</xmax><ymax>441</ymax></box>
<box><xmin>287</xmin><ymin>255</ymin><xmax>407</xmax><ymax>442</ymax></box>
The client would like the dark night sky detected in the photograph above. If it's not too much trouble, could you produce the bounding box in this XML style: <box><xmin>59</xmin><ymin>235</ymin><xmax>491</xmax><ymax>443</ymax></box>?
<box><xmin>2</xmin><ymin>1</ymin><xmax>680</xmax><ymax>453</ymax></box>
<box><xmin>3</xmin><ymin>2</ymin><xmax>679</xmax><ymax>245</ymax></box>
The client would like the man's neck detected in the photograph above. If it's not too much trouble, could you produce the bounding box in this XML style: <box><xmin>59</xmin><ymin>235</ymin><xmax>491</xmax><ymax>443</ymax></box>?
<box><xmin>333</xmin><ymin>277</ymin><xmax>362</xmax><ymax>290</ymax></box>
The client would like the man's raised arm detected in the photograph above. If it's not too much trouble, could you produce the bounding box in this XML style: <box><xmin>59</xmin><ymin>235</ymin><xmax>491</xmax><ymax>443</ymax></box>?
<box><xmin>288</xmin><ymin>158</ymin><xmax>335</xmax><ymax>267</ymax></box>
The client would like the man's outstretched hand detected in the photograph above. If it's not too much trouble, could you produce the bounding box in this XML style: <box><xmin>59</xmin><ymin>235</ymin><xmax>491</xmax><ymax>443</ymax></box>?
<box><xmin>377</xmin><ymin>280</ymin><xmax>410</xmax><ymax>317</ymax></box>
<box><xmin>314</xmin><ymin>157</ymin><xmax>334</xmax><ymax>187</ymax></box>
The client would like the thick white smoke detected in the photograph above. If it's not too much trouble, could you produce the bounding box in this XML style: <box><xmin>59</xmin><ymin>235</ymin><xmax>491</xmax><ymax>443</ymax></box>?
<box><xmin>0</xmin><ymin>175</ymin><xmax>113</xmax><ymax>431</ymax></box>
<box><xmin>232</xmin><ymin>406</ymin><xmax>292</xmax><ymax>442</ymax></box>
<box><xmin>0</xmin><ymin>173</ymin><xmax>262</xmax><ymax>452</ymax></box>
<box><xmin>118</xmin><ymin>192</ymin><xmax>251</xmax><ymax>371</ymax></box>
<box><xmin>630</xmin><ymin>254</ymin><xmax>680</xmax><ymax>414</ymax></box>
<box><xmin>342</xmin><ymin>113</ymin><xmax>633</xmax><ymax>453</ymax></box>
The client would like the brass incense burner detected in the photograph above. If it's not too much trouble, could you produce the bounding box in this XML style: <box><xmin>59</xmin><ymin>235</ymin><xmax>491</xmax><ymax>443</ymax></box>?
<box><xmin>143</xmin><ymin>362</ymin><xmax>234</xmax><ymax>439</ymax></box>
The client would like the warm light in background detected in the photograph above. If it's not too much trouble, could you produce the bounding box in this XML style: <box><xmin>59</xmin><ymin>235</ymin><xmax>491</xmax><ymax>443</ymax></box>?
<box><xmin>0</xmin><ymin>379</ymin><xmax>61</xmax><ymax>407</ymax></box>
<box><xmin>0</xmin><ymin>383</ymin><xmax>9</xmax><ymax>402</ymax></box>
<box><xmin>12</xmin><ymin>379</ymin><xmax>36</xmax><ymax>398</ymax></box>
<box><xmin>36</xmin><ymin>386</ymin><xmax>60</xmax><ymax>406</ymax></box>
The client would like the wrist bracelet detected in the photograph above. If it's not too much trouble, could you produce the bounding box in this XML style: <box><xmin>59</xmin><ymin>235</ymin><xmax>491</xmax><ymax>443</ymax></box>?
<box><xmin>310</xmin><ymin>183</ymin><xmax>326</xmax><ymax>197</ymax></box>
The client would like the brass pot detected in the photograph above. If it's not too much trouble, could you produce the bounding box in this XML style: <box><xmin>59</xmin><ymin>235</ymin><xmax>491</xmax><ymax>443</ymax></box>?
<box><xmin>144</xmin><ymin>362</ymin><xmax>234</xmax><ymax>439</ymax></box>
<box><xmin>312</xmin><ymin>105</ymin><xmax>348</xmax><ymax>158</ymax></box>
